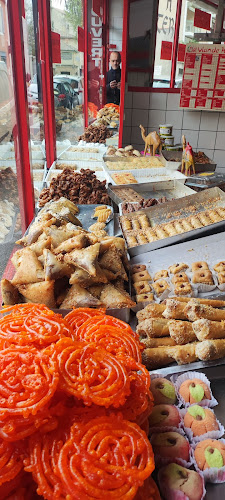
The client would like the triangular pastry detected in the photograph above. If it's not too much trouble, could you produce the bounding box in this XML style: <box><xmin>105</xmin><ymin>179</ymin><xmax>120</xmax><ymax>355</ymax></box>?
<box><xmin>64</xmin><ymin>243</ymin><xmax>100</xmax><ymax>277</ymax></box>
<box><xmin>54</xmin><ymin>234</ymin><xmax>90</xmax><ymax>254</ymax></box>
<box><xmin>43</xmin><ymin>249</ymin><xmax>73</xmax><ymax>280</ymax></box>
<box><xmin>69</xmin><ymin>263</ymin><xmax>108</xmax><ymax>286</ymax></box>
<box><xmin>100</xmin><ymin>284</ymin><xmax>136</xmax><ymax>309</ymax></box>
<box><xmin>59</xmin><ymin>284</ymin><xmax>101</xmax><ymax>309</ymax></box>
<box><xmin>17</xmin><ymin>280</ymin><xmax>56</xmax><ymax>308</ymax></box>
<box><xmin>1</xmin><ymin>279</ymin><xmax>20</xmax><ymax>306</ymax></box>
<box><xmin>99</xmin><ymin>246</ymin><xmax>128</xmax><ymax>280</ymax></box>
<box><xmin>11</xmin><ymin>248</ymin><xmax>45</xmax><ymax>285</ymax></box>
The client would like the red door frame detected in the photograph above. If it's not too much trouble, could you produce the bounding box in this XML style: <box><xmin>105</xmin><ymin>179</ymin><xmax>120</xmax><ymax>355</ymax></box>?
<box><xmin>37</xmin><ymin>0</ymin><xmax>56</xmax><ymax>168</ymax></box>
<box><xmin>83</xmin><ymin>0</ymin><xmax>89</xmax><ymax>127</ymax></box>
<box><xmin>7</xmin><ymin>0</ymin><xmax>35</xmax><ymax>232</ymax></box>
<box><xmin>119</xmin><ymin>0</ymin><xmax>129</xmax><ymax>148</ymax></box>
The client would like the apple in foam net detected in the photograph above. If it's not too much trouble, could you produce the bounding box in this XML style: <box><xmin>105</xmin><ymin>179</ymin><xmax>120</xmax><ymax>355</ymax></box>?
<box><xmin>158</xmin><ymin>463</ymin><xmax>204</xmax><ymax>500</ymax></box>
<box><xmin>149</xmin><ymin>404</ymin><xmax>180</xmax><ymax>429</ymax></box>
<box><xmin>151</xmin><ymin>431</ymin><xmax>190</xmax><ymax>462</ymax></box>
<box><xmin>151</xmin><ymin>377</ymin><xmax>176</xmax><ymax>405</ymax></box>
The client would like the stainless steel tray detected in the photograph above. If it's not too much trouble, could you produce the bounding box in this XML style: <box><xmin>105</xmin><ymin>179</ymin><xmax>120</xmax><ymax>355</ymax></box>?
<box><xmin>119</xmin><ymin>187</ymin><xmax>225</xmax><ymax>257</ymax></box>
<box><xmin>150</xmin><ymin>362</ymin><xmax>225</xmax><ymax>499</ymax></box>
<box><xmin>108</xmin><ymin>180</ymin><xmax>195</xmax><ymax>206</ymax></box>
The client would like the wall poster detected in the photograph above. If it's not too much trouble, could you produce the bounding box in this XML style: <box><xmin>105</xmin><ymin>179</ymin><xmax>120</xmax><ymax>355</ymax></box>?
<box><xmin>180</xmin><ymin>43</ymin><xmax>225</xmax><ymax>111</ymax></box>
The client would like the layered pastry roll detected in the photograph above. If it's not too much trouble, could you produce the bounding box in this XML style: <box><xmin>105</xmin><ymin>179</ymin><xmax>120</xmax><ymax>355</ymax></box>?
<box><xmin>196</xmin><ymin>338</ymin><xmax>225</xmax><ymax>362</ymax></box>
<box><xmin>163</xmin><ymin>223</ymin><xmax>177</xmax><ymax>237</ymax></box>
<box><xmin>198</xmin><ymin>212</ymin><xmax>212</xmax><ymax>226</ymax></box>
<box><xmin>154</xmin><ymin>226</ymin><xmax>169</xmax><ymax>240</ymax></box>
<box><xmin>173</xmin><ymin>220</ymin><xmax>185</xmax><ymax>234</ymax></box>
<box><xmin>132</xmin><ymin>219</ymin><xmax>141</xmax><ymax>231</ymax></box>
<box><xmin>185</xmin><ymin>299</ymin><xmax>225</xmax><ymax>322</ymax></box>
<box><xmin>136</xmin><ymin>318</ymin><xmax>170</xmax><ymax>338</ymax></box>
<box><xmin>121</xmin><ymin>218</ymin><xmax>132</xmax><ymax>231</ymax></box>
<box><xmin>137</xmin><ymin>303</ymin><xmax>166</xmax><ymax>321</ymax></box>
<box><xmin>126</xmin><ymin>234</ymin><xmax>138</xmax><ymax>247</ymax></box>
<box><xmin>145</xmin><ymin>228</ymin><xmax>158</xmax><ymax>242</ymax></box>
<box><xmin>207</xmin><ymin>210</ymin><xmax>223</xmax><ymax>223</ymax></box>
<box><xmin>216</xmin><ymin>207</ymin><xmax>225</xmax><ymax>219</ymax></box>
<box><xmin>136</xmin><ymin>232</ymin><xmax>148</xmax><ymax>245</ymax></box>
<box><xmin>139</xmin><ymin>214</ymin><xmax>150</xmax><ymax>229</ymax></box>
<box><xmin>193</xmin><ymin>318</ymin><xmax>225</xmax><ymax>341</ymax></box>
<box><xmin>142</xmin><ymin>343</ymin><xmax>198</xmax><ymax>370</ymax></box>
<box><xmin>189</xmin><ymin>216</ymin><xmax>203</xmax><ymax>229</ymax></box>
<box><xmin>168</xmin><ymin>320</ymin><xmax>197</xmax><ymax>345</ymax></box>
<box><xmin>162</xmin><ymin>298</ymin><xmax>188</xmax><ymax>320</ymax></box>
<box><xmin>143</xmin><ymin>337</ymin><xmax>176</xmax><ymax>348</ymax></box>
<box><xmin>181</xmin><ymin>219</ymin><xmax>193</xmax><ymax>232</ymax></box>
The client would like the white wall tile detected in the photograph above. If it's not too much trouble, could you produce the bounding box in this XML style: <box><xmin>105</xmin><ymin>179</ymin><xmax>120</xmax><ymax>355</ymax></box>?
<box><xmin>124</xmin><ymin>91</ymin><xmax>132</xmax><ymax>109</ymax></box>
<box><xmin>122</xmin><ymin>126</ymin><xmax>131</xmax><ymax>146</ymax></box>
<box><xmin>133</xmin><ymin>92</ymin><xmax>150</xmax><ymax>109</ymax></box>
<box><xmin>218</xmin><ymin>114</ymin><xmax>225</xmax><ymax>132</ymax></box>
<box><xmin>132</xmin><ymin>108</ymin><xmax>148</xmax><ymax>127</ymax></box>
<box><xmin>124</xmin><ymin>108</ymin><xmax>132</xmax><ymax>126</ymax></box>
<box><xmin>113</xmin><ymin>17</ymin><xmax>123</xmax><ymax>29</ymax></box>
<box><xmin>131</xmin><ymin>126</ymin><xmax>143</xmax><ymax>144</ymax></box>
<box><xmin>166</xmin><ymin>93</ymin><xmax>180</xmax><ymax>110</ymax></box>
<box><xmin>200</xmin><ymin>112</ymin><xmax>219</xmax><ymax>132</ymax></box>
<box><xmin>198</xmin><ymin>131</ymin><xmax>216</xmax><ymax>150</ymax></box>
<box><xmin>149</xmin><ymin>93</ymin><xmax>167</xmax><ymax>110</ymax></box>
<box><xmin>165</xmin><ymin>110</ymin><xmax>183</xmax><ymax>129</ymax></box>
<box><xmin>183</xmin><ymin>111</ymin><xmax>201</xmax><ymax>130</ymax></box>
<box><xmin>173</xmin><ymin>129</ymin><xmax>181</xmax><ymax>145</ymax></box>
<box><xmin>181</xmin><ymin>130</ymin><xmax>199</xmax><ymax>149</ymax></box>
<box><xmin>215</xmin><ymin>132</ymin><xmax>225</xmax><ymax>150</ymax></box>
<box><xmin>213</xmin><ymin>150</ymin><xmax>225</xmax><ymax>168</ymax></box>
<box><xmin>149</xmin><ymin>109</ymin><xmax>166</xmax><ymax>128</ymax></box>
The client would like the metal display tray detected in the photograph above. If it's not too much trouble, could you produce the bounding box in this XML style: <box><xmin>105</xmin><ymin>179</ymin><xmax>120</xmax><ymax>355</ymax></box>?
<box><xmin>130</xmin><ymin>231</ymin><xmax>225</xmax><ymax>300</ymax></box>
<box><xmin>150</xmin><ymin>362</ymin><xmax>225</xmax><ymax>499</ymax></box>
<box><xmin>119</xmin><ymin>186</ymin><xmax>225</xmax><ymax>257</ymax></box>
<box><xmin>108</xmin><ymin>180</ymin><xmax>195</xmax><ymax>206</ymax></box>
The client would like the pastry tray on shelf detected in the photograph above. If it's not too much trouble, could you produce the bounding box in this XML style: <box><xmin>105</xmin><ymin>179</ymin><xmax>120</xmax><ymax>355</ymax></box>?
<box><xmin>108</xmin><ymin>180</ymin><xmax>195</xmax><ymax>206</ymax></box>
<box><xmin>119</xmin><ymin>186</ymin><xmax>225</xmax><ymax>257</ymax></box>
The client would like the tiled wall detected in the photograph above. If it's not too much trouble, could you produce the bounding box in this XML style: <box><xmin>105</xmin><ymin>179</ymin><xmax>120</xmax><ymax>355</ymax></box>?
<box><xmin>123</xmin><ymin>91</ymin><xmax>225</xmax><ymax>170</ymax></box>
<box><xmin>109</xmin><ymin>0</ymin><xmax>123</xmax><ymax>55</ymax></box>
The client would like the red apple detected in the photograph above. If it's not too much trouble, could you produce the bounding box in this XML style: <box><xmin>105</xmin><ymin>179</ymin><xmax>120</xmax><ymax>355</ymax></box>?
<box><xmin>151</xmin><ymin>431</ymin><xmax>189</xmax><ymax>462</ymax></box>
<box><xmin>151</xmin><ymin>377</ymin><xmax>176</xmax><ymax>405</ymax></box>
<box><xmin>158</xmin><ymin>463</ymin><xmax>204</xmax><ymax>500</ymax></box>
<box><xmin>149</xmin><ymin>404</ymin><xmax>180</xmax><ymax>429</ymax></box>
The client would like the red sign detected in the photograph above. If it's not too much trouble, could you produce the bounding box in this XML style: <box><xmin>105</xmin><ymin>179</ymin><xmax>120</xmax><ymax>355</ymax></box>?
<box><xmin>160</xmin><ymin>41</ymin><xmax>172</xmax><ymax>61</ymax></box>
<box><xmin>194</xmin><ymin>8</ymin><xmax>211</xmax><ymax>31</ymax></box>
<box><xmin>92</xmin><ymin>0</ymin><xmax>101</xmax><ymax>17</ymax></box>
<box><xmin>178</xmin><ymin>44</ymin><xmax>186</xmax><ymax>62</ymax></box>
<box><xmin>51</xmin><ymin>32</ymin><xmax>61</xmax><ymax>64</ymax></box>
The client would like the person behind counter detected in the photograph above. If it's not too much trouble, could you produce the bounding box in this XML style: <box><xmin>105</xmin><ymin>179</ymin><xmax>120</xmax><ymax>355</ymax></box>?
<box><xmin>106</xmin><ymin>51</ymin><xmax>121</xmax><ymax>105</ymax></box>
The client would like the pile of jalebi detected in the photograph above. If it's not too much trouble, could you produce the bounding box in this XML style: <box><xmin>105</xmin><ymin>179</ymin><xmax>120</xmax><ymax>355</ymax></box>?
<box><xmin>0</xmin><ymin>304</ymin><xmax>154</xmax><ymax>499</ymax></box>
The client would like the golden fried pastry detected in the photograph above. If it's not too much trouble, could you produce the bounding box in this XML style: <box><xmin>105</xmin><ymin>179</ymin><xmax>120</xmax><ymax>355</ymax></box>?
<box><xmin>64</xmin><ymin>242</ymin><xmax>100</xmax><ymax>277</ymax></box>
<box><xmin>89</xmin><ymin>222</ymin><xmax>106</xmax><ymax>231</ymax></box>
<box><xmin>97</xmin><ymin>208</ymin><xmax>112</xmax><ymax>223</ymax></box>
<box><xmin>154</xmin><ymin>270</ymin><xmax>168</xmax><ymax>281</ymax></box>
<box><xmin>137</xmin><ymin>303</ymin><xmax>166</xmax><ymax>321</ymax></box>
<box><xmin>173</xmin><ymin>220</ymin><xmax>185</xmax><ymax>234</ymax></box>
<box><xmin>139</xmin><ymin>214</ymin><xmax>150</xmax><ymax>229</ymax></box>
<box><xmin>214</xmin><ymin>261</ymin><xmax>225</xmax><ymax>273</ymax></box>
<box><xmin>136</xmin><ymin>292</ymin><xmax>154</xmax><ymax>303</ymax></box>
<box><xmin>121</xmin><ymin>218</ymin><xmax>132</xmax><ymax>231</ymax></box>
<box><xmin>189</xmin><ymin>216</ymin><xmax>203</xmax><ymax>229</ymax></box>
<box><xmin>92</xmin><ymin>229</ymin><xmax>108</xmax><ymax>238</ymax></box>
<box><xmin>169</xmin><ymin>263</ymin><xmax>188</xmax><ymax>274</ymax></box>
<box><xmin>100</xmin><ymin>284</ymin><xmax>136</xmax><ymax>308</ymax></box>
<box><xmin>192</xmin><ymin>270</ymin><xmax>214</xmax><ymax>285</ymax></box>
<box><xmin>192</xmin><ymin>319</ymin><xmax>225</xmax><ymax>341</ymax></box>
<box><xmin>43</xmin><ymin>249</ymin><xmax>73</xmax><ymax>281</ymax></box>
<box><xmin>168</xmin><ymin>320</ymin><xmax>196</xmax><ymax>345</ymax></box>
<box><xmin>164</xmin><ymin>223</ymin><xmax>177</xmax><ymax>237</ymax></box>
<box><xmin>198</xmin><ymin>212</ymin><xmax>212</xmax><ymax>226</ymax></box>
<box><xmin>11</xmin><ymin>248</ymin><xmax>45</xmax><ymax>285</ymax></box>
<box><xmin>131</xmin><ymin>264</ymin><xmax>146</xmax><ymax>274</ymax></box>
<box><xmin>133</xmin><ymin>281</ymin><xmax>152</xmax><ymax>295</ymax></box>
<box><xmin>192</xmin><ymin>261</ymin><xmax>209</xmax><ymax>272</ymax></box>
<box><xmin>152</xmin><ymin>279</ymin><xmax>169</xmax><ymax>296</ymax></box>
<box><xmin>99</xmin><ymin>246</ymin><xmax>128</xmax><ymax>280</ymax></box>
<box><xmin>93</xmin><ymin>205</ymin><xmax>107</xmax><ymax>216</ymax></box>
<box><xmin>126</xmin><ymin>234</ymin><xmax>138</xmax><ymax>247</ymax></box>
<box><xmin>218</xmin><ymin>272</ymin><xmax>225</xmax><ymax>284</ymax></box>
<box><xmin>136</xmin><ymin>318</ymin><xmax>170</xmax><ymax>338</ymax></box>
<box><xmin>60</xmin><ymin>284</ymin><xmax>101</xmax><ymax>309</ymax></box>
<box><xmin>174</xmin><ymin>283</ymin><xmax>192</xmax><ymax>296</ymax></box>
<box><xmin>171</xmin><ymin>272</ymin><xmax>189</xmax><ymax>284</ymax></box>
<box><xmin>132</xmin><ymin>219</ymin><xmax>141</xmax><ymax>231</ymax></box>
<box><xmin>145</xmin><ymin>228</ymin><xmax>158</xmax><ymax>242</ymax></box>
<box><xmin>18</xmin><ymin>280</ymin><xmax>56</xmax><ymax>308</ymax></box>
<box><xmin>111</xmin><ymin>172</ymin><xmax>137</xmax><ymax>184</ymax></box>
<box><xmin>216</xmin><ymin>207</ymin><xmax>225</xmax><ymax>218</ymax></box>
<box><xmin>196</xmin><ymin>339</ymin><xmax>225</xmax><ymax>362</ymax></box>
<box><xmin>154</xmin><ymin>226</ymin><xmax>168</xmax><ymax>240</ymax></box>
<box><xmin>132</xmin><ymin>270</ymin><xmax>151</xmax><ymax>283</ymax></box>
<box><xmin>136</xmin><ymin>233</ymin><xmax>148</xmax><ymax>245</ymax></box>
<box><xmin>207</xmin><ymin>210</ymin><xmax>222</xmax><ymax>223</ymax></box>
<box><xmin>182</xmin><ymin>219</ymin><xmax>194</xmax><ymax>232</ymax></box>
<box><xmin>1</xmin><ymin>279</ymin><xmax>20</xmax><ymax>306</ymax></box>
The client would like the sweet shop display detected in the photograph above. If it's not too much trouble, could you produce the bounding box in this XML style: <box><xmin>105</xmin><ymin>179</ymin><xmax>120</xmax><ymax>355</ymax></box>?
<box><xmin>105</xmin><ymin>157</ymin><xmax>164</xmax><ymax>169</ymax></box>
<box><xmin>78</xmin><ymin>124</ymin><xmax>112</xmax><ymax>143</ymax></box>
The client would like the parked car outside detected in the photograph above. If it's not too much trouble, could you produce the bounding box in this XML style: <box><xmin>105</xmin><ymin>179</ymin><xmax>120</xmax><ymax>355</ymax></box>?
<box><xmin>53</xmin><ymin>75</ymin><xmax>83</xmax><ymax>105</ymax></box>
<box><xmin>53</xmin><ymin>78</ymin><xmax>75</xmax><ymax>109</ymax></box>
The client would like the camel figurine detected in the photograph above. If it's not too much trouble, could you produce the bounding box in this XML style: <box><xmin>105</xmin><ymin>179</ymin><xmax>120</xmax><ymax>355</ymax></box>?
<box><xmin>139</xmin><ymin>124</ymin><xmax>162</xmax><ymax>156</ymax></box>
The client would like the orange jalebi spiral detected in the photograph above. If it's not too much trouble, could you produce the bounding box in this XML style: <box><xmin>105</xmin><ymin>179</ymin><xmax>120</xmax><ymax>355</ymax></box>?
<box><xmin>0</xmin><ymin>345</ymin><xmax>59</xmax><ymax>419</ymax></box>
<box><xmin>134</xmin><ymin>477</ymin><xmax>161</xmax><ymax>500</ymax></box>
<box><xmin>57</xmin><ymin>415</ymin><xmax>155</xmax><ymax>499</ymax></box>
<box><xmin>52</xmin><ymin>338</ymin><xmax>131</xmax><ymax>408</ymax></box>
<box><xmin>65</xmin><ymin>307</ymin><xmax>106</xmax><ymax>336</ymax></box>
<box><xmin>0</xmin><ymin>305</ymin><xmax>72</xmax><ymax>348</ymax></box>
<box><xmin>24</xmin><ymin>428</ymin><xmax>69</xmax><ymax>500</ymax></box>
<box><xmin>74</xmin><ymin>314</ymin><xmax>137</xmax><ymax>341</ymax></box>
<box><xmin>0</xmin><ymin>440</ymin><xmax>24</xmax><ymax>488</ymax></box>
<box><xmin>0</xmin><ymin>472</ymin><xmax>39</xmax><ymax>500</ymax></box>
